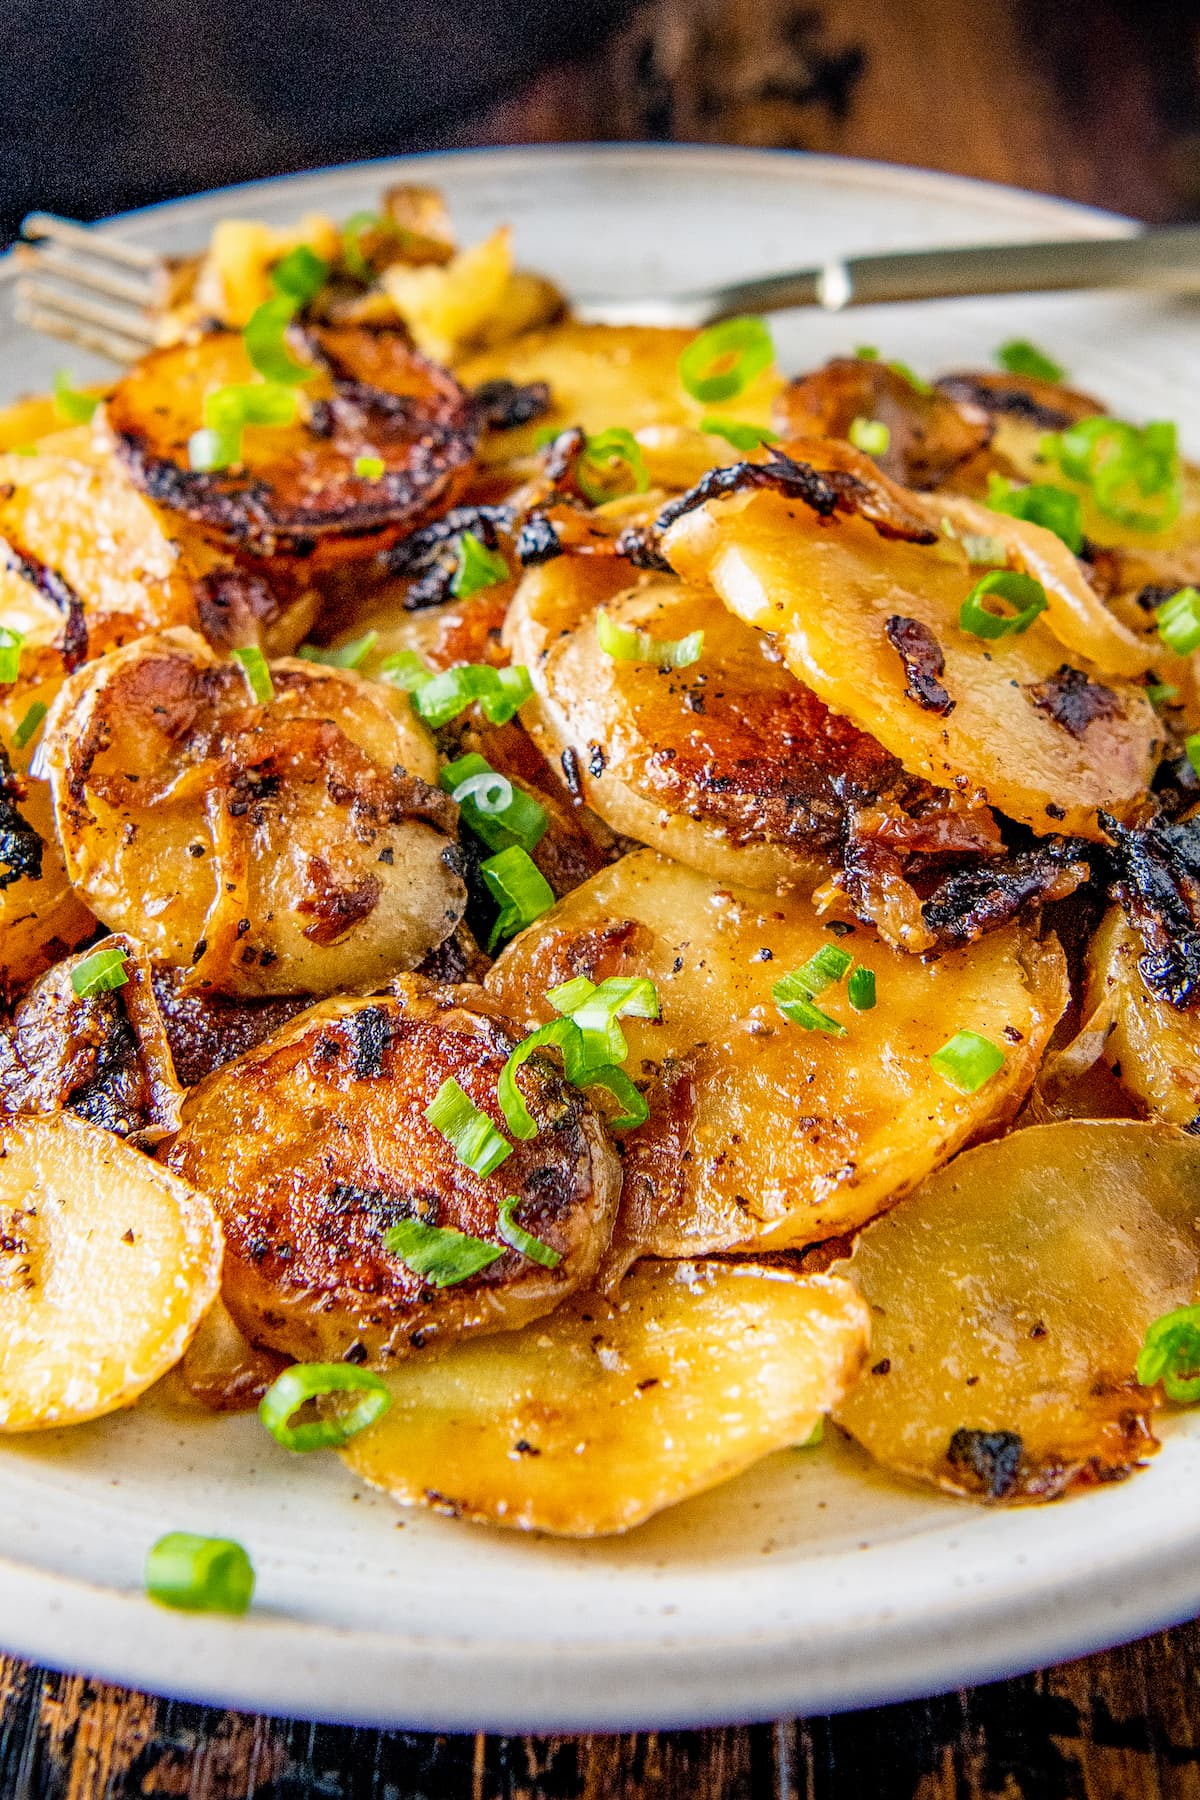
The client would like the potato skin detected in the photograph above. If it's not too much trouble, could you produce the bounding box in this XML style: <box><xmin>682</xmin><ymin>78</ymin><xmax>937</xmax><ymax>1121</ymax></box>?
<box><xmin>1085</xmin><ymin>905</ymin><xmax>1200</xmax><ymax>1127</ymax></box>
<box><xmin>41</xmin><ymin>628</ymin><xmax>466</xmax><ymax>996</ymax></box>
<box><xmin>107</xmin><ymin>327</ymin><xmax>477</xmax><ymax>565</ymax></box>
<box><xmin>486</xmin><ymin>849</ymin><xmax>1068</xmax><ymax>1261</ymax></box>
<box><xmin>165</xmin><ymin>980</ymin><xmax>623</xmax><ymax>1366</ymax></box>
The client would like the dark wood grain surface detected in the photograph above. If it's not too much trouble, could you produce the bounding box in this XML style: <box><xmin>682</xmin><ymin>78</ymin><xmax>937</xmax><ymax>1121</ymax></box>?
<box><xmin>8</xmin><ymin>0</ymin><xmax>1200</xmax><ymax>1792</ymax></box>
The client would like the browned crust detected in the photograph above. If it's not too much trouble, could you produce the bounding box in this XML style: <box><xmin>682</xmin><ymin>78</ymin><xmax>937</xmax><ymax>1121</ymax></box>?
<box><xmin>774</xmin><ymin>357</ymin><xmax>993</xmax><ymax>490</ymax></box>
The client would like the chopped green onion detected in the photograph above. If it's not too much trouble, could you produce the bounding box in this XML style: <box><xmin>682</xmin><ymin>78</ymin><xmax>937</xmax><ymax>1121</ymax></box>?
<box><xmin>145</xmin><ymin>1533</ymin><xmax>255</xmax><ymax>1615</ymax></box>
<box><xmin>258</xmin><ymin>1363</ymin><xmax>391</xmax><ymax>1452</ymax></box>
<box><xmin>772</xmin><ymin>944</ymin><xmax>853</xmax><ymax>1035</ymax></box>
<box><xmin>378</xmin><ymin>649</ymin><xmax>432</xmax><ymax>691</ymax></box>
<box><xmin>848</xmin><ymin>966</ymin><xmax>876</xmax><ymax>1011</ymax></box>
<box><xmin>497</xmin><ymin>1194</ymin><xmax>561</xmax><ymax>1268</ymax></box>
<box><xmin>296</xmin><ymin>631</ymin><xmax>378</xmax><ymax>669</ymax></box>
<box><xmin>0</xmin><ymin>626</ymin><xmax>24</xmax><ymax>685</ymax></box>
<box><xmin>1146</xmin><ymin>682</ymin><xmax>1180</xmax><ymax>708</ymax></box>
<box><xmin>1137</xmin><ymin>1304</ymin><xmax>1200</xmax><ymax>1403</ymax></box>
<box><xmin>699</xmin><ymin>417</ymin><xmax>779</xmax><ymax>452</ymax></box>
<box><xmin>244</xmin><ymin>295</ymin><xmax>314</xmax><ymax>384</ymax></box>
<box><xmin>595</xmin><ymin>609</ymin><xmax>703</xmax><ymax>670</ymax></box>
<box><xmin>678</xmin><ymin>317</ymin><xmax>774</xmax><ymax>404</ymax></box>
<box><xmin>1043</xmin><ymin>415</ymin><xmax>1182</xmax><ymax>532</ymax></box>
<box><xmin>1186</xmin><ymin>734</ymin><xmax>1200</xmax><ymax>778</ymax></box>
<box><xmin>450</xmin><ymin>530</ymin><xmax>510</xmax><ymax>599</ymax></box>
<box><xmin>480</xmin><ymin>845</ymin><xmax>555</xmax><ymax>949</ymax></box>
<box><xmin>580</xmin><ymin>1062</ymin><xmax>649</xmax><ymax>1131</ymax></box>
<box><xmin>930</xmin><ymin>1029</ymin><xmax>1005</xmax><ymax>1093</ymax></box>
<box><xmin>440</xmin><ymin>751</ymin><xmax>548</xmax><ymax>854</ymax></box>
<box><xmin>270</xmin><ymin>244</ymin><xmax>330</xmax><ymax>306</ymax></box>
<box><xmin>996</xmin><ymin>339</ymin><xmax>1066</xmax><ymax>383</ymax></box>
<box><xmin>773</xmin><ymin>984</ymin><xmax>845</xmax><ymax>1035</ymax></box>
<box><xmin>354</xmin><ymin>455</ymin><xmax>385</xmax><ymax>480</ymax></box>
<box><xmin>576</xmin><ymin>429</ymin><xmax>649</xmax><ymax>505</ymax></box>
<box><xmin>343</xmin><ymin>210</ymin><xmax>385</xmax><ymax>282</ymax></box>
<box><xmin>785</xmin><ymin>944</ymin><xmax>853</xmax><ymax>997</ymax></box>
<box><xmin>959</xmin><ymin>569</ymin><xmax>1048</xmax><ymax>640</ymax></box>
<box><xmin>53</xmin><ymin>369</ymin><xmax>99</xmax><ymax>424</ymax></box>
<box><xmin>497</xmin><ymin>1018</ymin><xmax>581</xmax><ymax>1140</ymax></box>
<box><xmin>986</xmin><ymin>474</ymin><xmax>1084</xmax><ymax>554</ymax></box>
<box><xmin>888</xmin><ymin>360</ymin><xmax>931</xmax><ymax>395</ymax></box>
<box><xmin>425</xmin><ymin>1075</ymin><xmax>513</xmax><ymax>1176</ymax></box>
<box><xmin>70</xmin><ymin>945</ymin><xmax>129</xmax><ymax>998</ymax></box>
<box><xmin>1156</xmin><ymin>588</ymin><xmax>1200</xmax><ymax>657</ymax></box>
<box><xmin>951</xmin><ymin>529</ymin><xmax>1008</xmax><ymax>567</ymax></box>
<box><xmin>848</xmin><ymin>417</ymin><xmax>890</xmax><ymax>456</ymax></box>
<box><xmin>187</xmin><ymin>426</ymin><xmax>235</xmax><ymax>473</ymax></box>
<box><xmin>231</xmin><ymin>645</ymin><xmax>274</xmax><ymax>704</ymax></box>
<box><xmin>547</xmin><ymin>974</ymin><xmax>659</xmax><ymax>1068</ymax></box>
<box><xmin>11</xmin><ymin>700</ymin><xmax>46</xmax><ymax>751</ymax></box>
<box><xmin>410</xmin><ymin>662</ymin><xmax>533</xmax><ymax>730</ymax></box>
<box><xmin>189</xmin><ymin>381</ymin><xmax>299</xmax><ymax>471</ymax></box>
<box><xmin>855</xmin><ymin>345</ymin><xmax>880</xmax><ymax>361</ymax></box>
<box><xmin>384</xmin><ymin>1216</ymin><xmax>504</xmax><ymax>1286</ymax></box>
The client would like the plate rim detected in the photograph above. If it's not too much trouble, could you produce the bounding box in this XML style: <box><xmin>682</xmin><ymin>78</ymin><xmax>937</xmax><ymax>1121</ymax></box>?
<box><xmin>0</xmin><ymin>141</ymin><xmax>1177</xmax><ymax>1731</ymax></box>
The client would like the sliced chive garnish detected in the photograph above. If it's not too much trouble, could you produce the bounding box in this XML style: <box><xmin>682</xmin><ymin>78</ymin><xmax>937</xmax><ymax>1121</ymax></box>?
<box><xmin>995</xmin><ymin>339</ymin><xmax>1066</xmax><ymax>383</ymax></box>
<box><xmin>425</xmin><ymin>1075</ymin><xmax>512</xmax><ymax>1176</ymax></box>
<box><xmin>145</xmin><ymin>1532</ymin><xmax>255</xmax><ymax>1615</ymax></box>
<box><xmin>930</xmin><ymin>1029</ymin><xmax>1005</xmax><ymax>1093</ymax></box>
<box><xmin>595</xmin><ymin>609</ymin><xmax>703</xmax><ymax>670</ymax></box>
<box><xmin>1156</xmin><ymin>588</ymin><xmax>1200</xmax><ymax>657</ymax></box>
<box><xmin>244</xmin><ymin>295</ymin><xmax>314</xmax><ymax>385</ymax></box>
<box><xmin>258</xmin><ymin>1363</ymin><xmax>391</xmax><ymax>1452</ymax></box>
<box><xmin>575</xmin><ymin>429</ymin><xmax>649</xmax><ymax>505</ymax></box>
<box><xmin>772</xmin><ymin>946</ymin><xmax>852</xmax><ymax>1035</ymax></box>
<box><xmin>450</xmin><ymin>530</ymin><xmax>510</xmax><ymax>599</ymax></box>
<box><xmin>985</xmin><ymin>474</ymin><xmax>1084</xmax><ymax>554</ymax></box>
<box><xmin>497</xmin><ymin>1019</ymin><xmax>581</xmax><ymax>1140</ymax></box>
<box><xmin>53</xmin><ymin>369</ymin><xmax>99</xmax><ymax>424</ymax></box>
<box><xmin>497</xmin><ymin>1194</ymin><xmax>561</xmax><ymax>1268</ymax></box>
<box><xmin>231</xmin><ymin>645</ymin><xmax>274</xmax><ymax>704</ymax></box>
<box><xmin>296</xmin><ymin>631</ymin><xmax>378</xmax><ymax>670</ymax></box>
<box><xmin>384</xmin><ymin>1216</ymin><xmax>504</xmax><ymax>1286</ymax></box>
<box><xmin>71</xmin><ymin>945</ymin><xmax>129</xmax><ymax>998</ymax></box>
<box><xmin>440</xmin><ymin>751</ymin><xmax>548</xmax><ymax>854</ymax></box>
<box><xmin>1043</xmin><ymin>415</ymin><xmax>1181</xmax><ymax>533</ymax></box>
<box><xmin>579</xmin><ymin>1062</ymin><xmax>649</xmax><ymax>1130</ymax></box>
<box><xmin>342</xmin><ymin>210</ymin><xmax>385</xmax><ymax>282</ymax></box>
<box><xmin>678</xmin><ymin>317</ymin><xmax>773</xmax><ymax>404</ymax></box>
<box><xmin>189</xmin><ymin>382</ymin><xmax>299</xmax><ymax>472</ymax></box>
<box><xmin>1146</xmin><ymin>682</ymin><xmax>1180</xmax><ymax>708</ymax></box>
<box><xmin>270</xmin><ymin>244</ymin><xmax>329</xmax><ymax>306</ymax></box>
<box><xmin>378</xmin><ymin>649</ymin><xmax>432</xmax><ymax>691</ymax></box>
<box><xmin>1137</xmin><ymin>1304</ymin><xmax>1200</xmax><ymax>1403</ymax></box>
<box><xmin>0</xmin><ymin>627</ymin><xmax>25</xmax><ymax>686</ymax></box>
<box><xmin>847</xmin><ymin>966</ymin><xmax>876</xmax><ymax>1011</ymax></box>
<box><xmin>848</xmin><ymin>417</ymin><xmax>890</xmax><ymax>457</ymax></box>
<box><xmin>959</xmin><ymin>569</ymin><xmax>1048</xmax><ymax>640</ymax></box>
<box><xmin>1186</xmin><ymin>733</ymin><xmax>1200</xmax><ymax>779</ymax></box>
<box><xmin>698</xmin><ymin>417</ymin><xmax>779</xmax><ymax>451</ymax></box>
<box><xmin>11</xmin><ymin>700</ymin><xmax>46</xmax><ymax>751</ymax></box>
<box><xmin>408</xmin><ymin>662</ymin><xmax>532</xmax><ymax>729</ymax></box>
<box><xmin>354</xmin><ymin>455</ymin><xmax>385</xmax><ymax>480</ymax></box>
<box><xmin>480</xmin><ymin>845</ymin><xmax>555</xmax><ymax>949</ymax></box>
<box><xmin>546</xmin><ymin>974</ymin><xmax>659</xmax><ymax>1068</ymax></box>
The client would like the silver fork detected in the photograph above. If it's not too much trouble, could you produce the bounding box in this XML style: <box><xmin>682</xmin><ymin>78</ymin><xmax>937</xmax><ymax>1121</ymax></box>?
<box><xmin>12</xmin><ymin>210</ymin><xmax>1200</xmax><ymax>364</ymax></box>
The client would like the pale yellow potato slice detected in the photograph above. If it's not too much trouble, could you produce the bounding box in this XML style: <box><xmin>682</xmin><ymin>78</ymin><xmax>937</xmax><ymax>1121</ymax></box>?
<box><xmin>663</xmin><ymin>478</ymin><xmax>1160</xmax><ymax>838</ymax></box>
<box><xmin>1085</xmin><ymin>906</ymin><xmax>1200</xmax><ymax>1127</ymax></box>
<box><xmin>457</xmin><ymin>321</ymin><xmax>780</xmax><ymax>467</ymax></box>
<box><xmin>834</xmin><ymin>1120</ymin><xmax>1200</xmax><ymax>1501</ymax></box>
<box><xmin>485</xmin><ymin>850</ymin><xmax>1067</xmax><ymax>1258</ymax></box>
<box><xmin>340</xmin><ymin>1259</ymin><xmax>868</xmax><ymax>1535</ymax></box>
<box><xmin>0</xmin><ymin>1112</ymin><xmax>222</xmax><ymax>1430</ymax></box>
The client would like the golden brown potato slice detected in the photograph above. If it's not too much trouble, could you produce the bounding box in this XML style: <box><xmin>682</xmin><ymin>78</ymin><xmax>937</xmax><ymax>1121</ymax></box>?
<box><xmin>457</xmin><ymin>322</ymin><xmax>780</xmax><ymax>468</ymax></box>
<box><xmin>0</xmin><ymin>1112</ymin><xmax>222</xmax><ymax>1430</ymax></box>
<box><xmin>834</xmin><ymin>1121</ymin><xmax>1200</xmax><ymax>1500</ymax></box>
<box><xmin>107</xmin><ymin>327</ymin><xmax>477</xmax><ymax>566</ymax></box>
<box><xmin>485</xmin><ymin>850</ymin><xmax>1067</xmax><ymax>1259</ymax></box>
<box><xmin>165</xmin><ymin>980</ymin><xmax>622</xmax><ymax>1366</ymax></box>
<box><xmin>1085</xmin><ymin>905</ymin><xmax>1200</xmax><ymax>1127</ymax></box>
<box><xmin>340</xmin><ymin>1259</ymin><xmax>868</xmax><ymax>1535</ymax></box>
<box><xmin>41</xmin><ymin>627</ymin><xmax>465</xmax><ymax>996</ymax></box>
<box><xmin>0</xmin><ymin>935</ymin><xmax>183</xmax><ymax>1145</ymax></box>
<box><xmin>504</xmin><ymin>553</ymin><xmax>1005</xmax><ymax>905</ymax></box>
<box><xmin>661</xmin><ymin>448</ymin><xmax>1160</xmax><ymax>837</ymax></box>
<box><xmin>775</xmin><ymin>357</ymin><xmax>994</xmax><ymax>491</ymax></box>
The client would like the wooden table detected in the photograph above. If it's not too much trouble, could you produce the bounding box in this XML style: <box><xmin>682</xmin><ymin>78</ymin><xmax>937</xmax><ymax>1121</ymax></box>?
<box><xmin>7</xmin><ymin>0</ymin><xmax>1200</xmax><ymax>1792</ymax></box>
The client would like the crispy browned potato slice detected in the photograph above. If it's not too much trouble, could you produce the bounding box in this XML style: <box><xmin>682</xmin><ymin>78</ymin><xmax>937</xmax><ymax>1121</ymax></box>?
<box><xmin>166</xmin><ymin>980</ymin><xmax>622</xmax><ymax>1366</ymax></box>
<box><xmin>107</xmin><ymin>327</ymin><xmax>477</xmax><ymax>565</ymax></box>
<box><xmin>457</xmin><ymin>322</ymin><xmax>780</xmax><ymax>467</ymax></box>
<box><xmin>339</xmin><ymin>1259</ymin><xmax>868</xmax><ymax>1535</ymax></box>
<box><xmin>775</xmin><ymin>357</ymin><xmax>994</xmax><ymax>490</ymax></box>
<box><xmin>0</xmin><ymin>935</ymin><xmax>183</xmax><ymax>1145</ymax></box>
<box><xmin>504</xmin><ymin>553</ymin><xmax>1005</xmax><ymax>902</ymax></box>
<box><xmin>178</xmin><ymin>1297</ymin><xmax>288</xmax><ymax>1413</ymax></box>
<box><xmin>662</xmin><ymin>446</ymin><xmax>1160</xmax><ymax>837</ymax></box>
<box><xmin>486</xmin><ymin>850</ymin><xmax>1066</xmax><ymax>1260</ymax></box>
<box><xmin>834</xmin><ymin>1121</ymin><xmax>1200</xmax><ymax>1500</ymax></box>
<box><xmin>149</xmin><ymin>964</ymin><xmax>311</xmax><ymax>1086</ymax></box>
<box><xmin>0</xmin><ymin>1112</ymin><xmax>222</xmax><ymax>1430</ymax></box>
<box><xmin>1085</xmin><ymin>905</ymin><xmax>1200</xmax><ymax>1126</ymax></box>
<box><xmin>41</xmin><ymin>627</ymin><xmax>465</xmax><ymax>996</ymax></box>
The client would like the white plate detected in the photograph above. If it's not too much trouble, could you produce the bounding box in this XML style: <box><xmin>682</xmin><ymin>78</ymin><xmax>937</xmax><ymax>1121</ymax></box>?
<box><xmin>2</xmin><ymin>144</ymin><xmax>1199</xmax><ymax>1733</ymax></box>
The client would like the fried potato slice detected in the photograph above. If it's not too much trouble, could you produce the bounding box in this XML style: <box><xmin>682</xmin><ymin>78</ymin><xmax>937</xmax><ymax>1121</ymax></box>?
<box><xmin>339</xmin><ymin>1259</ymin><xmax>868</xmax><ymax>1535</ymax></box>
<box><xmin>0</xmin><ymin>935</ymin><xmax>183</xmax><ymax>1145</ymax></box>
<box><xmin>41</xmin><ymin>627</ymin><xmax>465</xmax><ymax>996</ymax></box>
<box><xmin>165</xmin><ymin>981</ymin><xmax>622</xmax><ymax>1367</ymax></box>
<box><xmin>457</xmin><ymin>322</ymin><xmax>780</xmax><ymax>467</ymax></box>
<box><xmin>486</xmin><ymin>850</ymin><xmax>1067</xmax><ymax>1259</ymax></box>
<box><xmin>0</xmin><ymin>1112</ymin><xmax>222</xmax><ymax>1430</ymax></box>
<box><xmin>834</xmin><ymin>1121</ymin><xmax>1200</xmax><ymax>1500</ymax></box>
<box><xmin>775</xmin><ymin>357</ymin><xmax>994</xmax><ymax>491</ymax></box>
<box><xmin>107</xmin><ymin>327</ymin><xmax>477</xmax><ymax>565</ymax></box>
<box><xmin>1085</xmin><ymin>905</ymin><xmax>1200</xmax><ymax>1127</ymax></box>
<box><xmin>662</xmin><ymin>448</ymin><xmax>1160</xmax><ymax>837</ymax></box>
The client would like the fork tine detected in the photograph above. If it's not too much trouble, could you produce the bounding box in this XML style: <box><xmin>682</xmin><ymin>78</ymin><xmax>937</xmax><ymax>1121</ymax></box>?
<box><xmin>13</xmin><ymin>295</ymin><xmax>152</xmax><ymax>367</ymax></box>
<box><xmin>17</xmin><ymin>244</ymin><xmax>157</xmax><ymax>309</ymax></box>
<box><xmin>14</xmin><ymin>277</ymin><xmax>155</xmax><ymax>347</ymax></box>
<box><xmin>21</xmin><ymin>212</ymin><xmax>162</xmax><ymax>274</ymax></box>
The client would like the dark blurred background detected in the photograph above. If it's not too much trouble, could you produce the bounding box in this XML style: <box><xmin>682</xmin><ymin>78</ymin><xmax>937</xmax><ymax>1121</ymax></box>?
<box><xmin>5</xmin><ymin>0</ymin><xmax>1200</xmax><ymax>243</ymax></box>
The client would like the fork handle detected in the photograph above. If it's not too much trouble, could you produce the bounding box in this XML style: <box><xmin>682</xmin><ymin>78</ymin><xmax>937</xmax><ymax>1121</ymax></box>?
<box><xmin>599</xmin><ymin>224</ymin><xmax>1200</xmax><ymax>327</ymax></box>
